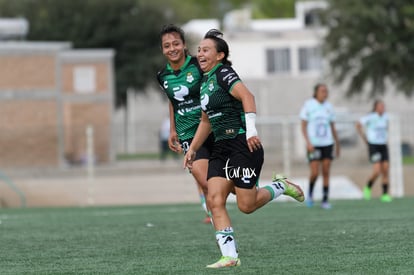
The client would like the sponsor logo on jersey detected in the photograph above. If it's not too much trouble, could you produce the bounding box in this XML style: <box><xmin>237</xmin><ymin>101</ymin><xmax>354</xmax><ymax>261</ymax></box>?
<box><xmin>200</xmin><ymin>94</ymin><xmax>209</xmax><ymax>111</ymax></box>
<box><xmin>225</xmin><ymin>129</ymin><xmax>235</xmax><ymax>135</ymax></box>
<box><xmin>227</xmin><ymin>74</ymin><xmax>237</xmax><ymax>85</ymax></box>
<box><xmin>208</xmin><ymin>81</ymin><xmax>214</xmax><ymax>91</ymax></box>
<box><xmin>208</xmin><ymin>112</ymin><xmax>222</xmax><ymax>119</ymax></box>
<box><xmin>186</xmin><ymin>72</ymin><xmax>194</xmax><ymax>83</ymax></box>
<box><xmin>163</xmin><ymin>81</ymin><xmax>168</xmax><ymax>89</ymax></box>
<box><xmin>177</xmin><ymin>105</ymin><xmax>201</xmax><ymax>116</ymax></box>
<box><xmin>173</xmin><ymin>85</ymin><xmax>189</xmax><ymax>101</ymax></box>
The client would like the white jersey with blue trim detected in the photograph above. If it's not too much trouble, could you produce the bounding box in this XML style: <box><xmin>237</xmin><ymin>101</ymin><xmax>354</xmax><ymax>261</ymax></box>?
<box><xmin>359</xmin><ymin>112</ymin><xmax>388</xmax><ymax>145</ymax></box>
<box><xmin>300</xmin><ymin>98</ymin><xmax>335</xmax><ymax>147</ymax></box>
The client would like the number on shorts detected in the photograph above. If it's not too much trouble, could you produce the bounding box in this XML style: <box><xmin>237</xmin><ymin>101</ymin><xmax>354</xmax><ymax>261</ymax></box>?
<box><xmin>181</xmin><ymin>141</ymin><xmax>190</xmax><ymax>154</ymax></box>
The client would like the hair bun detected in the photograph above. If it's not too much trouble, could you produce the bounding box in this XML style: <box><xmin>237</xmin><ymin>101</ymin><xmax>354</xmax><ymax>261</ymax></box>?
<box><xmin>204</xmin><ymin>29</ymin><xmax>223</xmax><ymax>39</ymax></box>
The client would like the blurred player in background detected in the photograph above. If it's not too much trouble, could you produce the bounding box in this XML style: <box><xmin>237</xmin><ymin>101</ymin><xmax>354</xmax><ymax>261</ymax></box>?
<box><xmin>184</xmin><ymin>29</ymin><xmax>304</xmax><ymax>268</ymax></box>
<box><xmin>157</xmin><ymin>24</ymin><xmax>214</xmax><ymax>223</ymax></box>
<box><xmin>356</xmin><ymin>99</ymin><xmax>391</xmax><ymax>202</ymax></box>
<box><xmin>300</xmin><ymin>83</ymin><xmax>340</xmax><ymax>209</ymax></box>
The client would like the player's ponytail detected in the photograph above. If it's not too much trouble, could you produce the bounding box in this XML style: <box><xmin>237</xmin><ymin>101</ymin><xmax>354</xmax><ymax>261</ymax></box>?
<box><xmin>204</xmin><ymin>29</ymin><xmax>232</xmax><ymax>66</ymax></box>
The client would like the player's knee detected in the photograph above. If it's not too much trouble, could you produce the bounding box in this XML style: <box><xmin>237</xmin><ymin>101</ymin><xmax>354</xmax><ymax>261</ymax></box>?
<box><xmin>207</xmin><ymin>194</ymin><xmax>225</xmax><ymax>210</ymax></box>
<box><xmin>237</xmin><ymin>202</ymin><xmax>255</xmax><ymax>214</ymax></box>
<box><xmin>322</xmin><ymin>172</ymin><xmax>330</xmax><ymax>178</ymax></box>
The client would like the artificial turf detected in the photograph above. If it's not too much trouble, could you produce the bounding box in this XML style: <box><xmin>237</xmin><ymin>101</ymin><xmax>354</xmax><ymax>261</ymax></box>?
<box><xmin>0</xmin><ymin>198</ymin><xmax>413</xmax><ymax>274</ymax></box>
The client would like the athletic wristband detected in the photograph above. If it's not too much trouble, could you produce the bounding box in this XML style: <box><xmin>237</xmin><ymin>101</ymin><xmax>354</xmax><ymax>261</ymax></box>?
<box><xmin>245</xmin><ymin>112</ymin><xmax>258</xmax><ymax>139</ymax></box>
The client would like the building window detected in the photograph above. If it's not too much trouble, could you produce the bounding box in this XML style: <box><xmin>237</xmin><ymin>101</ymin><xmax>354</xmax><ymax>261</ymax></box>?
<box><xmin>299</xmin><ymin>47</ymin><xmax>322</xmax><ymax>71</ymax></box>
<box><xmin>305</xmin><ymin>9</ymin><xmax>323</xmax><ymax>27</ymax></box>
<box><xmin>74</xmin><ymin>66</ymin><xmax>96</xmax><ymax>94</ymax></box>
<box><xmin>266</xmin><ymin>48</ymin><xmax>291</xmax><ymax>73</ymax></box>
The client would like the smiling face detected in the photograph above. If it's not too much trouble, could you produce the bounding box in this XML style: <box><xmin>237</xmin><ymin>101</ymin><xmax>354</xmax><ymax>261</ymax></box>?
<box><xmin>161</xmin><ymin>32</ymin><xmax>186</xmax><ymax>69</ymax></box>
<box><xmin>197</xmin><ymin>38</ymin><xmax>224</xmax><ymax>72</ymax></box>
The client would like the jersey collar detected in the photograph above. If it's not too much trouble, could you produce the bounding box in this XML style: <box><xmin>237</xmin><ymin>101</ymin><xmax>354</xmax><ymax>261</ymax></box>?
<box><xmin>166</xmin><ymin>55</ymin><xmax>191</xmax><ymax>72</ymax></box>
<box><xmin>204</xmin><ymin>63</ymin><xmax>223</xmax><ymax>77</ymax></box>
<box><xmin>312</xmin><ymin>97</ymin><xmax>325</xmax><ymax>105</ymax></box>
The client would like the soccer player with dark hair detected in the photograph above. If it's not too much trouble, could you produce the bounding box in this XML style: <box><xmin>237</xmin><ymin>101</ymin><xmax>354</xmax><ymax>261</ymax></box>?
<box><xmin>300</xmin><ymin>83</ymin><xmax>340</xmax><ymax>209</ymax></box>
<box><xmin>157</xmin><ymin>24</ymin><xmax>214</xmax><ymax>223</ymax></box>
<box><xmin>184</xmin><ymin>29</ymin><xmax>304</xmax><ymax>268</ymax></box>
<box><xmin>356</xmin><ymin>99</ymin><xmax>391</xmax><ymax>202</ymax></box>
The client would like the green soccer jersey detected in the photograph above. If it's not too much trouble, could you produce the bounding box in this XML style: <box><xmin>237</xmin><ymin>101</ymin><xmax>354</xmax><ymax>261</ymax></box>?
<box><xmin>157</xmin><ymin>56</ymin><xmax>203</xmax><ymax>141</ymax></box>
<box><xmin>200</xmin><ymin>63</ymin><xmax>245</xmax><ymax>141</ymax></box>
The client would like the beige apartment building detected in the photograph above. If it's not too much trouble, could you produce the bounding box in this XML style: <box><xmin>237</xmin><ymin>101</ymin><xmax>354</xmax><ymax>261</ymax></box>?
<box><xmin>0</xmin><ymin>42</ymin><xmax>115</xmax><ymax>167</ymax></box>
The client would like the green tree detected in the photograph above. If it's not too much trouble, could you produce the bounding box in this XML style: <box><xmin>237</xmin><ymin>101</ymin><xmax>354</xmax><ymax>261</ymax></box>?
<box><xmin>0</xmin><ymin>0</ymin><xmax>170</xmax><ymax>107</ymax></box>
<box><xmin>0</xmin><ymin>0</ymin><xmax>297</xmax><ymax>106</ymax></box>
<box><xmin>251</xmin><ymin>0</ymin><xmax>295</xmax><ymax>19</ymax></box>
<box><xmin>322</xmin><ymin>0</ymin><xmax>414</xmax><ymax>97</ymax></box>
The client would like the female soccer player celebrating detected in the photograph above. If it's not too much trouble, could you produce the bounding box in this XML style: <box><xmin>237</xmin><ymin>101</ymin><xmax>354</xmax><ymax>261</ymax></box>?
<box><xmin>157</xmin><ymin>24</ymin><xmax>214</xmax><ymax>223</ymax></box>
<box><xmin>184</xmin><ymin>29</ymin><xmax>304</xmax><ymax>268</ymax></box>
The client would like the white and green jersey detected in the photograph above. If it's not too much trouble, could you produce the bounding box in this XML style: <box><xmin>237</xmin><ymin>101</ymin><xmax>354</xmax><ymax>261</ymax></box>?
<box><xmin>200</xmin><ymin>64</ymin><xmax>245</xmax><ymax>141</ymax></box>
<box><xmin>300</xmin><ymin>98</ymin><xmax>335</xmax><ymax>147</ymax></box>
<box><xmin>359</xmin><ymin>112</ymin><xmax>388</xmax><ymax>145</ymax></box>
<box><xmin>157</xmin><ymin>56</ymin><xmax>203</xmax><ymax>141</ymax></box>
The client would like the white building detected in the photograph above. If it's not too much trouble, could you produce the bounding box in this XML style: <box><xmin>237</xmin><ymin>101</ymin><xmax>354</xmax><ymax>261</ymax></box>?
<box><xmin>182</xmin><ymin>1</ymin><xmax>414</xmax><ymax>143</ymax></box>
<box><xmin>182</xmin><ymin>2</ymin><xmax>408</xmax><ymax>196</ymax></box>
<box><xmin>119</xmin><ymin>1</ymin><xmax>412</xmax><ymax>162</ymax></box>
<box><xmin>182</xmin><ymin>2</ymin><xmax>331</xmax><ymax>116</ymax></box>
<box><xmin>0</xmin><ymin>18</ymin><xmax>28</xmax><ymax>40</ymax></box>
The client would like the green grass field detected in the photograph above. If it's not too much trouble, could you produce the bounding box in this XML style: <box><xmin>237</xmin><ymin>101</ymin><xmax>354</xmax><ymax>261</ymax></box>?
<box><xmin>1</xmin><ymin>198</ymin><xmax>413</xmax><ymax>274</ymax></box>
